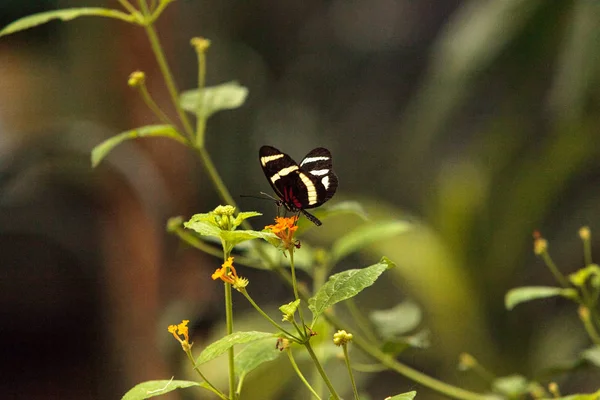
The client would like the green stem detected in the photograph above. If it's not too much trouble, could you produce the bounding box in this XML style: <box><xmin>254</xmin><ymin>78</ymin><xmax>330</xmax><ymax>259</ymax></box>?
<box><xmin>540</xmin><ymin>251</ymin><xmax>570</xmax><ymax>288</ymax></box>
<box><xmin>289</xmin><ymin>249</ymin><xmax>307</xmax><ymax>337</ymax></box>
<box><xmin>138</xmin><ymin>0</ymin><xmax>195</xmax><ymax>141</ymax></box>
<box><xmin>580</xmin><ymin>307</ymin><xmax>600</xmax><ymax>345</ymax></box>
<box><xmin>304</xmin><ymin>341</ymin><xmax>340</xmax><ymax>400</ymax></box>
<box><xmin>286</xmin><ymin>348</ymin><xmax>322</xmax><ymax>400</ymax></box>
<box><xmin>240</xmin><ymin>289</ymin><xmax>302</xmax><ymax>342</ymax></box>
<box><xmin>342</xmin><ymin>345</ymin><xmax>360</xmax><ymax>400</ymax></box>
<box><xmin>345</xmin><ymin>298</ymin><xmax>378</xmax><ymax>343</ymax></box>
<box><xmin>349</xmin><ymin>323</ymin><xmax>488</xmax><ymax>400</ymax></box>
<box><xmin>185</xmin><ymin>349</ymin><xmax>227</xmax><ymax>400</ymax></box>
<box><xmin>138</xmin><ymin>81</ymin><xmax>178</xmax><ymax>127</ymax></box>
<box><xmin>194</xmin><ymin>146</ymin><xmax>238</xmax><ymax>209</ymax></box>
<box><xmin>583</xmin><ymin>234</ymin><xmax>593</xmax><ymax>267</ymax></box>
<box><xmin>224</xmin><ymin>270</ymin><xmax>236</xmax><ymax>398</ymax></box>
<box><xmin>148</xmin><ymin>0</ymin><xmax>173</xmax><ymax>24</ymax></box>
<box><xmin>291</xmin><ymin>284</ymin><xmax>489</xmax><ymax>400</ymax></box>
<box><xmin>194</xmin><ymin>41</ymin><xmax>208</xmax><ymax>147</ymax></box>
<box><xmin>118</xmin><ymin>0</ymin><xmax>140</xmax><ymax>15</ymax></box>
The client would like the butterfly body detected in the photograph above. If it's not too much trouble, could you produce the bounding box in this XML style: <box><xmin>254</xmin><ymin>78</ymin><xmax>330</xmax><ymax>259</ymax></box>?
<box><xmin>259</xmin><ymin>145</ymin><xmax>338</xmax><ymax>225</ymax></box>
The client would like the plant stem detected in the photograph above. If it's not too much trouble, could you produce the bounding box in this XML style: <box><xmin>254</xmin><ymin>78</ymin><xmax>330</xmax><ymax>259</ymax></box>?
<box><xmin>240</xmin><ymin>289</ymin><xmax>302</xmax><ymax>342</ymax></box>
<box><xmin>224</xmin><ymin>267</ymin><xmax>236</xmax><ymax>398</ymax></box>
<box><xmin>194</xmin><ymin>39</ymin><xmax>208</xmax><ymax>147</ymax></box>
<box><xmin>345</xmin><ymin>298</ymin><xmax>378</xmax><ymax>343</ymax></box>
<box><xmin>286</xmin><ymin>348</ymin><xmax>322</xmax><ymax>400</ymax></box>
<box><xmin>138</xmin><ymin>0</ymin><xmax>195</xmax><ymax>141</ymax></box>
<box><xmin>194</xmin><ymin>146</ymin><xmax>238</xmax><ymax>208</ymax></box>
<box><xmin>342</xmin><ymin>345</ymin><xmax>360</xmax><ymax>400</ymax></box>
<box><xmin>185</xmin><ymin>350</ymin><xmax>227</xmax><ymax>400</ymax></box>
<box><xmin>292</xmin><ymin>283</ymin><xmax>489</xmax><ymax>400</ymax></box>
<box><xmin>289</xmin><ymin>249</ymin><xmax>307</xmax><ymax>337</ymax></box>
<box><xmin>540</xmin><ymin>250</ymin><xmax>570</xmax><ymax>288</ymax></box>
<box><xmin>118</xmin><ymin>0</ymin><xmax>140</xmax><ymax>15</ymax></box>
<box><xmin>304</xmin><ymin>341</ymin><xmax>340</xmax><ymax>400</ymax></box>
<box><xmin>349</xmin><ymin>324</ymin><xmax>489</xmax><ymax>400</ymax></box>
<box><xmin>138</xmin><ymin>81</ymin><xmax>177</xmax><ymax>127</ymax></box>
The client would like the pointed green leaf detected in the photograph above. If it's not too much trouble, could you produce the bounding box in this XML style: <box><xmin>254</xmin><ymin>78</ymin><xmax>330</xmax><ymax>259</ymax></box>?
<box><xmin>233</xmin><ymin>211</ymin><xmax>263</xmax><ymax>228</ymax></box>
<box><xmin>581</xmin><ymin>345</ymin><xmax>600</xmax><ymax>367</ymax></box>
<box><xmin>385</xmin><ymin>391</ymin><xmax>417</xmax><ymax>400</ymax></box>
<box><xmin>309</xmin><ymin>257</ymin><xmax>394</xmax><ymax>322</ymax></box>
<box><xmin>121</xmin><ymin>379</ymin><xmax>203</xmax><ymax>400</ymax></box>
<box><xmin>234</xmin><ymin>338</ymin><xmax>282</xmax><ymax>379</ymax></box>
<box><xmin>91</xmin><ymin>124</ymin><xmax>185</xmax><ymax>167</ymax></box>
<box><xmin>195</xmin><ymin>331</ymin><xmax>275</xmax><ymax>366</ymax></box>
<box><xmin>0</xmin><ymin>8</ymin><xmax>136</xmax><ymax>37</ymax></box>
<box><xmin>331</xmin><ymin>220</ymin><xmax>411</xmax><ymax>263</ymax></box>
<box><xmin>180</xmin><ymin>81</ymin><xmax>248</xmax><ymax>119</ymax></box>
<box><xmin>370</xmin><ymin>301</ymin><xmax>422</xmax><ymax>338</ymax></box>
<box><xmin>505</xmin><ymin>286</ymin><xmax>578</xmax><ymax>310</ymax></box>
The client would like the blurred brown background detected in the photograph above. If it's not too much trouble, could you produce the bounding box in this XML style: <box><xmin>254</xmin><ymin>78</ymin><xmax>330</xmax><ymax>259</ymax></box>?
<box><xmin>1</xmin><ymin>0</ymin><xmax>600</xmax><ymax>399</ymax></box>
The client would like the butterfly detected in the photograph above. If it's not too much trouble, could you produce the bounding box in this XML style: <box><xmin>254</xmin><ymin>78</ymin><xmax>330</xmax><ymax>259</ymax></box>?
<box><xmin>259</xmin><ymin>145</ymin><xmax>338</xmax><ymax>226</ymax></box>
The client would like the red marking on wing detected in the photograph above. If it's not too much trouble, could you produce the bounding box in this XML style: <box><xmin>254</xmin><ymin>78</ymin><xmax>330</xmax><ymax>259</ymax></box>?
<box><xmin>283</xmin><ymin>186</ymin><xmax>302</xmax><ymax>209</ymax></box>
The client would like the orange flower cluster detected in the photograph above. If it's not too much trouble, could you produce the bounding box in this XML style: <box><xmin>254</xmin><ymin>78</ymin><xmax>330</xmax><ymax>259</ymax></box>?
<box><xmin>212</xmin><ymin>257</ymin><xmax>248</xmax><ymax>289</ymax></box>
<box><xmin>168</xmin><ymin>319</ymin><xmax>191</xmax><ymax>350</ymax></box>
<box><xmin>265</xmin><ymin>216</ymin><xmax>300</xmax><ymax>250</ymax></box>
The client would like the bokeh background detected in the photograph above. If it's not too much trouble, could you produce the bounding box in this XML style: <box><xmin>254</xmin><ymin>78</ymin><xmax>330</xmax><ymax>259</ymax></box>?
<box><xmin>1</xmin><ymin>0</ymin><xmax>600</xmax><ymax>399</ymax></box>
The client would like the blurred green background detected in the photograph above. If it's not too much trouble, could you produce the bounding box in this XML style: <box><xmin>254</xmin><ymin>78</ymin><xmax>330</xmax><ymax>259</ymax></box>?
<box><xmin>1</xmin><ymin>0</ymin><xmax>600</xmax><ymax>399</ymax></box>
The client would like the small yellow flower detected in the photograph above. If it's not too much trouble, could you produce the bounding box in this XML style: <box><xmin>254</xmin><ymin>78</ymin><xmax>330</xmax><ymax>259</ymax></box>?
<box><xmin>458</xmin><ymin>353</ymin><xmax>476</xmax><ymax>370</ymax></box>
<box><xmin>533</xmin><ymin>231</ymin><xmax>548</xmax><ymax>255</ymax></box>
<box><xmin>168</xmin><ymin>319</ymin><xmax>192</xmax><ymax>350</ymax></box>
<box><xmin>191</xmin><ymin>37</ymin><xmax>211</xmax><ymax>52</ymax></box>
<box><xmin>212</xmin><ymin>257</ymin><xmax>249</xmax><ymax>290</ymax></box>
<box><xmin>579</xmin><ymin>226</ymin><xmax>591</xmax><ymax>241</ymax></box>
<box><xmin>333</xmin><ymin>330</ymin><xmax>353</xmax><ymax>346</ymax></box>
<box><xmin>128</xmin><ymin>70</ymin><xmax>145</xmax><ymax>87</ymax></box>
<box><xmin>265</xmin><ymin>216</ymin><xmax>300</xmax><ymax>250</ymax></box>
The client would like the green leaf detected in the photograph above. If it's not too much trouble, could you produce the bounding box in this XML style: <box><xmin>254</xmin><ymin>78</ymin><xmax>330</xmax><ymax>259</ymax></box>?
<box><xmin>331</xmin><ymin>220</ymin><xmax>411</xmax><ymax>264</ymax></box>
<box><xmin>195</xmin><ymin>331</ymin><xmax>275</xmax><ymax>366</ymax></box>
<box><xmin>279</xmin><ymin>299</ymin><xmax>301</xmax><ymax>321</ymax></box>
<box><xmin>1</xmin><ymin>8</ymin><xmax>136</xmax><ymax>37</ymax></box>
<box><xmin>121</xmin><ymin>379</ymin><xmax>202</xmax><ymax>400</ymax></box>
<box><xmin>91</xmin><ymin>125</ymin><xmax>185</xmax><ymax>167</ymax></box>
<box><xmin>505</xmin><ymin>286</ymin><xmax>578</xmax><ymax>310</ymax></box>
<box><xmin>581</xmin><ymin>345</ymin><xmax>600</xmax><ymax>367</ymax></box>
<box><xmin>297</xmin><ymin>201</ymin><xmax>368</xmax><ymax>233</ymax></box>
<box><xmin>180</xmin><ymin>81</ymin><xmax>248</xmax><ymax>119</ymax></box>
<box><xmin>569</xmin><ymin>264</ymin><xmax>600</xmax><ymax>287</ymax></box>
<box><xmin>381</xmin><ymin>330</ymin><xmax>430</xmax><ymax>355</ymax></box>
<box><xmin>308</xmin><ymin>257</ymin><xmax>394</xmax><ymax>323</ymax></box>
<box><xmin>234</xmin><ymin>338</ymin><xmax>282</xmax><ymax>379</ymax></box>
<box><xmin>234</xmin><ymin>211</ymin><xmax>263</xmax><ymax>228</ymax></box>
<box><xmin>183</xmin><ymin>216</ymin><xmax>222</xmax><ymax>238</ymax></box>
<box><xmin>385</xmin><ymin>391</ymin><xmax>417</xmax><ymax>400</ymax></box>
<box><xmin>552</xmin><ymin>390</ymin><xmax>600</xmax><ymax>400</ymax></box>
<box><xmin>370</xmin><ymin>301</ymin><xmax>422</xmax><ymax>338</ymax></box>
<box><xmin>220</xmin><ymin>230</ymin><xmax>278</xmax><ymax>248</ymax></box>
<box><xmin>491</xmin><ymin>375</ymin><xmax>528</xmax><ymax>397</ymax></box>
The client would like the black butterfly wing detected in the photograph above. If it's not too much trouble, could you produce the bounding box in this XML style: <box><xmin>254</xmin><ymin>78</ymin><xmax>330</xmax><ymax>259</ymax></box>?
<box><xmin>259</xmin><ymin>146</ymin><xmax>302</xmax><ymax>210</ymax></box>
<box><xmin>299</xmin><ymin>147</ymin><xmax>338</xmax><ymax>208</ymax></box>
